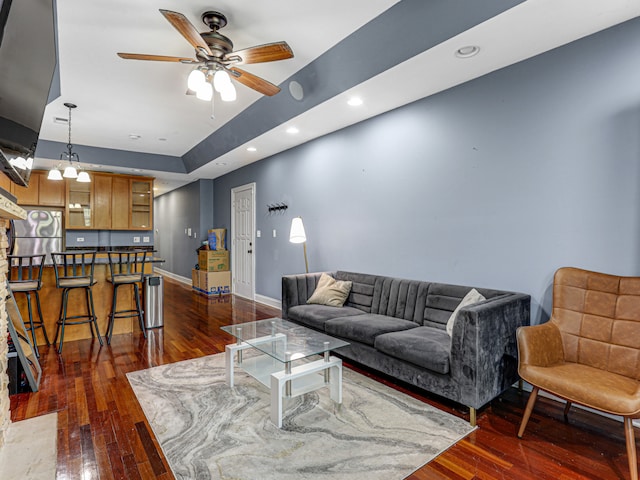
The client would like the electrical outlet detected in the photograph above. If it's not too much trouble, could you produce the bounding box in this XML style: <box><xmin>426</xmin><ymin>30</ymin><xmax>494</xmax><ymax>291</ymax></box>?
<box><xmin>272</xmin><ymin>229</ymin><xmax>277</xmax><ymax>238</ymax></box>
<box><xmin>133</xmin><ymin>236</ymin><xmax>141</xmax><ymax>243</ymax></box>
<box><xmin>256</xmin><ymin>230</ymin><xmax>261</xmax><ymax>238</ymax></box>
<box><xmin>77</xmin><ymin>237</ymin><xmax>84</xmax><ymax>242</ymax></box>
<box><xmin>194</xmin><ymin>232</ymin><xmax>197</xmax><ymax>238</ymax></box>
<box><xmin>143</xmin><ymin>236</ymin><xmax>150</xmax><ymax>243</ymax></box>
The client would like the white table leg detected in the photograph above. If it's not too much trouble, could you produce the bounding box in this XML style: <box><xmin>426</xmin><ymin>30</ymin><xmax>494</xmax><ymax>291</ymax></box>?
<box><xmin>225</xmin><ymin>344</ymin><xmax>234</xmax><ymax>387</ymax></box>
<box><xmin>270</xmin><ymin>374</ymin><xmax>284</xmax><ymax>428</ymax></box>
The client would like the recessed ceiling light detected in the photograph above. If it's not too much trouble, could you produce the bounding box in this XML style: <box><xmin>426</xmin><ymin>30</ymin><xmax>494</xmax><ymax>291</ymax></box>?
<box><xmin>129</xmin><ymin>134</ymin><xmax>141</xmax><ymax>140</ymax></box>
<box><xmin>288</xmin><ymin>81</ymin><xmax>304</xmax><ymax>101</ymax></box>
<box><xmin>455</xmin><ymin>45</ymin><xmax>480</xmax><ymax>58</ymax></box>
<box><xmin>347</xmin><ymin>97</ymin><xmax>363</xmax><ymax>107</ymax></box>
<box><xmin>247</xmin><ymin>147</ymin><xmax>257</xmax><ymax>152</ymax></box>
<box><xmin>286</xmin><ymin>127</ymin><xmax>299</xmax><ymax>134</ymax></box>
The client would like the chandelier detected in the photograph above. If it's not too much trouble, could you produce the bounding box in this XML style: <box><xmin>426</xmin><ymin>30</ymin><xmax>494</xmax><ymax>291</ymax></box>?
<box><xmin>48</xmin><ymin>103</ymin><xmax>90</xmax><ymax>182</ymax></box>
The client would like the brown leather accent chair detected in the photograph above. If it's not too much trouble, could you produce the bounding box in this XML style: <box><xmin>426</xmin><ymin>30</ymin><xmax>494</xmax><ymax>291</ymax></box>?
<box><xmin>517</xmin><ymin>267</ymin><xmax>640</xmax><ymax>480</ymax></box>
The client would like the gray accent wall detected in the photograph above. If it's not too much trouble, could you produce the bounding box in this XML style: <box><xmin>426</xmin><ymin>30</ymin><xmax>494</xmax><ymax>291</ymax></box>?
<box><xmin>154</xmin><ymin>179</ymin><xmax>214</xmax><ymax>277</ymax></box>
<box><xmin>206</xmin><ymin>17</ymin><xmax>640</xmax><ymax>324</ymax></box>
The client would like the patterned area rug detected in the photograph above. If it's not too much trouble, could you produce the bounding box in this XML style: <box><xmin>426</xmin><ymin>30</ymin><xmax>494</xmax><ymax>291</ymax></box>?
<box><xmin>127</xmin><ymin>353</ymin><xmax>474</xmax><ymax>480</ymax></box>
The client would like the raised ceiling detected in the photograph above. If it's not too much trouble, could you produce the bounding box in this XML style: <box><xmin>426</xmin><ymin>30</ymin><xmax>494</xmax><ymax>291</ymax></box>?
<box><xmin>34</xmin><ymin>0</ymin><xmax>640</xmax><ymax>195</ymax></box>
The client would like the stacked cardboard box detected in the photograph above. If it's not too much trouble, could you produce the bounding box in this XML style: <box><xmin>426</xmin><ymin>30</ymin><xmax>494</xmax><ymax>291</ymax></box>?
<box><xmin>192</xmin><ymin>228</ymin><xmax>231</xmax><ymax>295</ymax></box>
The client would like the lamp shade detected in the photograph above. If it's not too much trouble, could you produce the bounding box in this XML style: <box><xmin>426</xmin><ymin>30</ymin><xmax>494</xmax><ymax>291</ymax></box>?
<box><xmin>76</xmin><ymin>171</ymin><xmax>91</xmax><ymax>183</ymax></box>
<box><xmin>289</xmin><ymin>217</ymin><xmax>306</xmax><ymax>243</ymax></box>
<box><xmin>196</xmin><ymin>81</ymin><xmax>213</xmax><ymax>101</ymax></box>
<box><xmin>187</xmin><ymin>69</ymin><xmax>206</xmax><ymax>91</ymax></box>
<box><xmin>47</xmin><ymin>168</ymin><xmax>63</xmax><ymax>180</ymax></box>
<box><xmin>63</xmin><ymin>165</ymin><xmax>78</xmax><ymax>178</ymax></box>
<box><xmin>220</xmin><ymin>82</ymin><xmax>237</xmax><ymax>102</ymax></box>
<box><xmin>213</xmin><ymin>70</ymin><xmax>231</xmax><ymax>93</ymax></box>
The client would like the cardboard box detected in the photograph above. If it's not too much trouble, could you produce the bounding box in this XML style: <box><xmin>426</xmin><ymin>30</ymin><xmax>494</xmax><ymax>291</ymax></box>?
<box><xmin>207</xmin><ymin>228</ymin><xmax>226</xmax><ymax>250</ymax></box>
<box><xmin>192</xmin><ymin>269</ymin><xmax>231</xmax><ymax>295</ymax></box>
<box><xmin>198</xmin><ymin>249</ymin><xmax>230</xmax><ymax>272</ymax></box>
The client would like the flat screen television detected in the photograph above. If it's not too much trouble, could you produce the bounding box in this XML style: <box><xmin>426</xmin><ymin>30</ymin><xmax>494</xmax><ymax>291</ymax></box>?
<box><xmin>0</xmin><ymin>0</ymin><xmax>56</xmax><ymax>187</ymax></box>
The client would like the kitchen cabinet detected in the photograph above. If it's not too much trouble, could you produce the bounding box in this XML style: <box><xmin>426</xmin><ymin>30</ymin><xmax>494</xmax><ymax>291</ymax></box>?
<box><xmin>66</xmin><ymin>180</ymin><xmax>92</xmax><ymax>228</ymax></box>
<box><xmin>130</xmin><ymin>179</ymin><xmax>153</xmax><ymax>229</ymax></box>
<box><xmin>111</xmin><ymin>176</ymin><xmax>130</xmax><ymax>230</ymax></box>
<box><xmin>11</xmin><ymin>171</ymin><xmax>40</xmax><ymax>206</ymax></box>
<box><xmin>37</xmin><ymin>172</ymin><xmax>65</xmax><ymax>206</ymax></box>
<box><xmin>93</xmin><ymin>174</ymin><xmax>112</xmax><ymax>229</ymax></box>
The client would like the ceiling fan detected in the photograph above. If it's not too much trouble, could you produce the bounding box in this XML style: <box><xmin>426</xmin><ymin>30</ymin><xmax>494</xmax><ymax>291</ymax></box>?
<box><xmin>117</xmin><ymin>9</ymin><xmax>294</xmax><ymax>101</ymax></box>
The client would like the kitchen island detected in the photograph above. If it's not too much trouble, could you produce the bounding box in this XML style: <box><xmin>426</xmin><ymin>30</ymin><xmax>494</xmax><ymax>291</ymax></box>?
<box><xmin>12</xmin><ymin>254</ymin><xmax>164</xmax><ymax>346</ymax></box>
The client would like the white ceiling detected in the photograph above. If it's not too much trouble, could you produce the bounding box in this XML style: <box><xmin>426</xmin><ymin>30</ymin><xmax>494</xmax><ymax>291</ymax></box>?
<box><xmin>35</xmin><ymin>0</ymin><xmax>640</xmax><ymax>195</ymax></box>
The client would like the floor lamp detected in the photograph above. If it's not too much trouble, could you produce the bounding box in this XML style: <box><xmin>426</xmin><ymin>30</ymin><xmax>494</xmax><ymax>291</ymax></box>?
<box><xmin>289</xmin><ymin>217</ymin><xmax>309</xmax><ymax>273</ymax></box>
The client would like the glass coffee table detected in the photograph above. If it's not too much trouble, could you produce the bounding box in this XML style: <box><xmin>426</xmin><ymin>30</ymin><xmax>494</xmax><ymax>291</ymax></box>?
<box><xmin>221</xmin><ymin>318</ymin><xmax>349</xmax><ymax>428</ymax></box>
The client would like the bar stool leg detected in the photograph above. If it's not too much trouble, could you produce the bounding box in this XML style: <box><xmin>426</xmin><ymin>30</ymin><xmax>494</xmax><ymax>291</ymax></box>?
<box><xmin>107</xmin><ymin>284</ymin><xmax>119</xmax><ymax>345</ymax></box>
<box><xmin>134</xmin><ymin>283</ymin><xmax>147</xmax><ymax>339</ymax></box>
<box><xmin>34</xmin><ymin>290</ymin><xmax>50</xmax><ymax>345</ymax></box>
<box><xmin>56</xmin><ymin>288</ymin><xmax>70</xmax><ymax>354</ymax></box>
<box><xmin>24</xmin><ymin>292</ymin><xmax>40</xmax><ymax>357</ymax></box>
<box><xmin>87</xmin><ymin>287</ymin><xmax>103</xmax><ymax>346</ymax></box>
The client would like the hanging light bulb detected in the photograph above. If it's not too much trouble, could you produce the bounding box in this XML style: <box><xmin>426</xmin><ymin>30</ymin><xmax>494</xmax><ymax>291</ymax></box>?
<box><xmin>220</xmin><ymin>82</ymin><xmax>237</xmax><ymax>102</ymax></box>
<box><xmin>77</xmin><ymin>171</ymin><xmax>91</xmax><ymax>182</ymax></box>
<box><xmin>196</xmin><ymin>81</ymin><xmax>213</xmax><ymax>101</ymax></box>
<box><xmin>187</xmin><ymin>69</ymin><xmax>206</xmax><ymax>91</ymax></box>
<box><xmin>213</xmin><ymin>69</ymin><xmax>232</xmax><ymax>93</ymax></box>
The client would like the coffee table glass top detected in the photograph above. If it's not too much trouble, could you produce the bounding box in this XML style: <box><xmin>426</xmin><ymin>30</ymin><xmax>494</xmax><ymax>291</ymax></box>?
<box><xmin>221</xmin><ymin>318</ymin><xmax>349</xmax><ymax>363</ymax></box>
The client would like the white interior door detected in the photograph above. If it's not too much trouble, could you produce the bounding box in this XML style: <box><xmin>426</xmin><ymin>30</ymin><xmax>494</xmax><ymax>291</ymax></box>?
<box><xmin>231</xmin><ymin>183</ymin><xmax>255</xmax><ymax>299</ymax></box>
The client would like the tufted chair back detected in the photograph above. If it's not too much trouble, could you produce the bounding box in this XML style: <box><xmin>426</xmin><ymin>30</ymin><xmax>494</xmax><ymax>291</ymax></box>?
<box><xmin>552</xmin><ymin>267</ymin><xmax>640</xmax><ymax>380</ymax></box>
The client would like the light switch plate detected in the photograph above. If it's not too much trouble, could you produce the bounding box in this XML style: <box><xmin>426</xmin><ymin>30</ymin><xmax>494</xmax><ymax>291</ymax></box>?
<box><xmin>272</xmin><ymin>229</ymin><xmax>277</xmax><ymax>238</ymax></box>
<box><xmin>143</xmin><ymin>236</ymin><xmax>150</xmax><ymax>243</ymax></box>
<box><xmin>187</xmin><ymin>228</ymin><xmax>192</xmax><ymax>236</ymax></box>
<box><xmin>256</xmin><ymin>230</ymin><xmax>261</xmax><ymax>238</ymax></box>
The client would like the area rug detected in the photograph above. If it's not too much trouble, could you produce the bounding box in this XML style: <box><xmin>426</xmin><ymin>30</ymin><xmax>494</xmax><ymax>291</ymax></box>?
<box><xmin>127</xmin><ymin>353</ymin><xmax>475</xmax><ymax>480</ymax></box>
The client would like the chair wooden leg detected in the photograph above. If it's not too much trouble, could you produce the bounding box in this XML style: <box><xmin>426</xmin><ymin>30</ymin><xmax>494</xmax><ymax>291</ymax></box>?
<box><xmin>518</xmin><ymin>386</ymin><xmax>539</xmax><ymax>438</ymax></box>
<box><xmin>625</xmin><ymin>417</ymin><xmax>638</xmax><ymax>480</ymax></box>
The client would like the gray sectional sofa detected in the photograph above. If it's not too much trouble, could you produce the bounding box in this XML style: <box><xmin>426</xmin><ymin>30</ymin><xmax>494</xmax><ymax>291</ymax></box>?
<box><xmin>282</xmin><ymin>271</ymin><xmax>530</xmax><ymax>424</ymax></box>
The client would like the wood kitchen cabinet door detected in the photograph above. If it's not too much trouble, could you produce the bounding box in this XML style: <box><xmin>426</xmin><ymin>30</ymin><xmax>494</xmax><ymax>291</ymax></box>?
<box><xmin>38</xmin><ymin>172</ymin><xmax>65</xmax><ymax>206</ymax></box>
<box><xmin>11</xmin><ymin>171</ymin><xmax>39</xmax><ymax>206</ymax></box>
<box><xmin>111</xmin><ymin>176</ymin><xmax>130</xmax><ymax>230</ymax></box>
<box><xmin>93</xmin><ymin>174</ymin><xmax>112</xmax><ymax>229</ymax></box>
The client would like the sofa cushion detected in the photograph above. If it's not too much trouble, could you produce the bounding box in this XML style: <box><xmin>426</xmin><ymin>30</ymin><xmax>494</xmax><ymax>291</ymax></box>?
<box><xmin>375</xmin><ymin>326</ymin><xmax>451</xmax><ymax>374</ymax></box>
<box><xmin>325</xmin><ymin>314</ymin><xmax>418</xmax><ymax>346</ymax></box>
<box><xmin>287</xmin><ymin>304</ymin><xmax>365</xmax><ymax>331</ymax></box>
<box><xmin>307</xmin><ymin>273</ymin><xmax>352</xmax><ymax>307</ymax></box>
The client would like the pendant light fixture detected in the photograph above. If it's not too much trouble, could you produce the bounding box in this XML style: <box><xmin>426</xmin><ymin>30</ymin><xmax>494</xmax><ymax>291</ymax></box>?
<box><xmin>48</xmin><ymin>102</ymin><xmax>90</xmax><ymax>182</ymax></box>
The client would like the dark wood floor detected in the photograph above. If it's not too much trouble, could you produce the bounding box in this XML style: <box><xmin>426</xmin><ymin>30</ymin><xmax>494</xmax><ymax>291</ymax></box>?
<box><xmin>9</xmin><ymin>276</ymin><xmax>636</xmax><ymax>479</ymax></box>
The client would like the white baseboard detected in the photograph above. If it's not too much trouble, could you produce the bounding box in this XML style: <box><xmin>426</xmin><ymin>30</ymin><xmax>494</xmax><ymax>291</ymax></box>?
<box><xmin>154</xmin><ymin>268</ymin><xmax>191</xmax><ymax>285</ymax></box>
<box><xmin>255</xmin><ymin>294</ymin><xmax>281</xmax><ymax>310</ymax></box>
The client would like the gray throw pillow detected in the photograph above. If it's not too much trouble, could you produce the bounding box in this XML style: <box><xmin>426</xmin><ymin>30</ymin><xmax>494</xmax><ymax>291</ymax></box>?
<box><xmin>307</xmin><ymin>273</ymin><xmax>352</xmax><ymax>307</ymax></box>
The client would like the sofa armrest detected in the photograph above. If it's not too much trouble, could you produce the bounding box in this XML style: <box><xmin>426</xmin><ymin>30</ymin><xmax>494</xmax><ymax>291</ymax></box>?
<box><xmin>450</xmin><ymin>292</ymin><xmax>531</xmax><ymax>409</ymax></box>
<box><xmin>517</xmin><ymin>321</ymin><xmax>564</xmax><ymax>368</ymax></box>
<box><xmin>281</xmin><ymin>272</ymin><xmax>334</xmax><ymax>319</ymax></box>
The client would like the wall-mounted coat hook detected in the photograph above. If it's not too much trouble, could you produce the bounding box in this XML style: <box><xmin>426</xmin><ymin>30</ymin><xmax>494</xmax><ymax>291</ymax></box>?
<box><xmin>267</xmin><ymin>202</ymin><xmax>288</xmax><ymax>214</ymax></box>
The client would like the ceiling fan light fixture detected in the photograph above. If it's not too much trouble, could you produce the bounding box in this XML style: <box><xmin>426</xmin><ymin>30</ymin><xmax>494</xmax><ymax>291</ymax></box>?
<box><xmin>213</xmin><ymin>69</ymin><xmax>232</xmax><ymax>93</ymax></box>
<box><xmin>220</xmin><ymin>82</ymin><xmax>236</xmax><ymax>102</ymax></box>
<box><xmin>196</xmin><ymin>81</ymin><xmax>213</xmax><ymax>101</ymax></box>
<box><xmin>187</xmin><ymin>69</ymin><xmax>206</xmax><ymax>91</ymax></box>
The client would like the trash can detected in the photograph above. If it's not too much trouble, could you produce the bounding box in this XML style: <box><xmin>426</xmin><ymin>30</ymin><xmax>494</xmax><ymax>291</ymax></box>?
<box><xmin>144</xmin><ymin>275</ymin><xmax>164</xmax><ymax>328</ymax></box>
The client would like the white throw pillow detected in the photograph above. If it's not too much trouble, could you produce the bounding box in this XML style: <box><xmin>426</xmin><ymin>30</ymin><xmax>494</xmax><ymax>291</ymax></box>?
<box><xmin>446</xmin><ymin>288</ymin><xmax>486</xmax><ymax>336</ymax></box>
<box><xmin>307</xmin><ymin>273</ymin><xmax>352</xmax><ymax>307</ymax></box>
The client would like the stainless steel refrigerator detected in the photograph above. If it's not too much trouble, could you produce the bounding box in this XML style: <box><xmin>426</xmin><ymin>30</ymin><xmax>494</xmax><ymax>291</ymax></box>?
<box><xmin>10</xmin><ymin>209</ymin><xmax>64</xmax><ymax>264</ymax></box>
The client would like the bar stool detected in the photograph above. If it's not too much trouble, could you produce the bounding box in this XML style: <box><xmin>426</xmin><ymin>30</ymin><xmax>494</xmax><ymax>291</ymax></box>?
<box><xmin>51</xmin><ymin>251</ymin><xmax>103</xmax><ymax>353</ymax></box>
<box><xmin>106</xmin><ymin>250</ymin><xmax>148</xmax><ymax>344</ymax></box>
<box><xmin>7</xmin><ymin>254</ymin><xmax>49</xmax><ymax>357</ymax></box>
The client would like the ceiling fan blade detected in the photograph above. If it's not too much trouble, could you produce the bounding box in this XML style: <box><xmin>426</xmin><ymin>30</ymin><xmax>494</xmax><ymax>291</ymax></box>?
<box><xmin>117</xmin><ymin>53</ymin><xmax>196</xmax><ymax>62</ymax></box>
<box><xmin>159</xmin><ymin>9</ymin><xmax>213</xmax><ymax>56</ymax></box>
<box><xmin>229</xmin><ymin>67</ymin><xmax>280</xmax><ymax>96</ymax></box>
<box><xmin>229</xmin><ymin>42</ymin><xmax>294</xmax><ymax>65</ymax></box>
